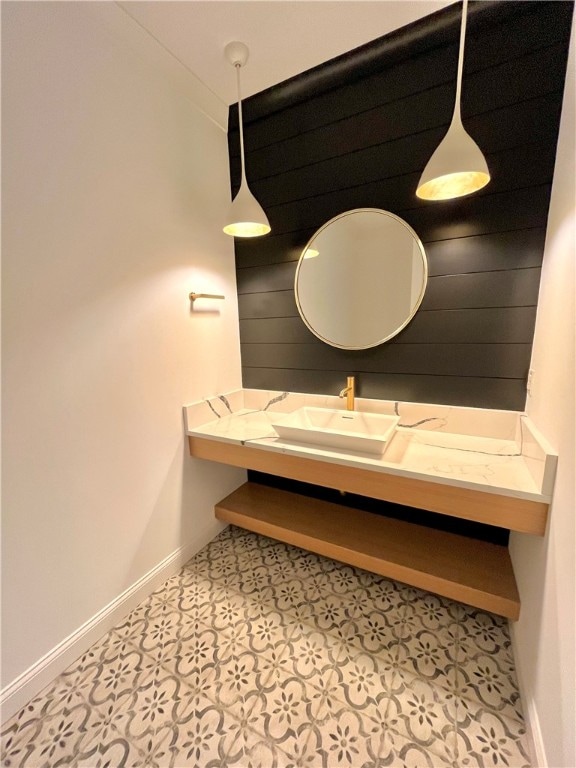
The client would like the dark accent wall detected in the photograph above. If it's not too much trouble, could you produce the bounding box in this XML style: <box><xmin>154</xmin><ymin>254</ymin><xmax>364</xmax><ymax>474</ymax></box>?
<box><xmin>229</xmin><ymin>0</ymin><xmax>574</xmax><ymax>411</ymax></box>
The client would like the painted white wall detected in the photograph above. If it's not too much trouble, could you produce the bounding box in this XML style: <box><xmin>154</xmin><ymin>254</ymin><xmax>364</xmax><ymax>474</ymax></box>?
<box><xmin>509</xmin><ymin>18</ymin><xmax>575</xmax><ymax>768</ymax></box>
<box><xmin>1</xmin><ymin>1</ymin><xmax>245</xmax><ymax>696</ymax></box>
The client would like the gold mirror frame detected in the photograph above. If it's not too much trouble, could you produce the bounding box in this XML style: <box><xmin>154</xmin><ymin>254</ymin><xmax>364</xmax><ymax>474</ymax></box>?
<box><xmin>294</xmin><ymin>208</ymin><xmax>428</xmax><ymax>350</ymax></box>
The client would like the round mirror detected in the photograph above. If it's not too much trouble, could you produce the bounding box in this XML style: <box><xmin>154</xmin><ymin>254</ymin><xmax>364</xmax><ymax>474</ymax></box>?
<box><xmin>295</xmin><ymin>208</ymin><xmax>427</xmax><ymax>350</ymax></box>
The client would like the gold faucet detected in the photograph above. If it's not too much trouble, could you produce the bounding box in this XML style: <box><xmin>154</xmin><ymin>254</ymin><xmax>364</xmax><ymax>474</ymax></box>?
<box><xmin>339</xmin><ymin>376</ymin><xmax>355</xmax><ymax>411</ymax></box>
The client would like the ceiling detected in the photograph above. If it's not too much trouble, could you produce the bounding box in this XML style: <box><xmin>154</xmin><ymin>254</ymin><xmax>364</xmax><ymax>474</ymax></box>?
<box><xmin>118</xmin><ymin>1</ymin><xmax>453</xmax><ymax>106</ymax></box>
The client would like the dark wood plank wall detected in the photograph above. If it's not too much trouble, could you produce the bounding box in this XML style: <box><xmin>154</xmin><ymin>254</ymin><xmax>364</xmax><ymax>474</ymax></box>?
<box><xmin>229</xmin><ymin>0</ymin><xmax>574</xmax><ymax>411</ymax></box>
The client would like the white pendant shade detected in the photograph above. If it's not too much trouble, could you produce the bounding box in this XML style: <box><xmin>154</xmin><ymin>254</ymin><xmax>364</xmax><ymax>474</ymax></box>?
<box><xmin>416</xmin><ymin>0</ymin><xmax>490</xmax><ymax>201</ymax></box>
<box><xmin>416</xmin><ymin>114</ymin><xmax>490</xmax><ymax>200</ymax></box>
<box><xmin>223</xmin><ymin>180</ymin><xmax>271</xmax><ymax>237</ymax></box>
<box><xmin>223</xmin><ymin>41</ymin><xmax>271</xmax><ymax>238</ymax></box>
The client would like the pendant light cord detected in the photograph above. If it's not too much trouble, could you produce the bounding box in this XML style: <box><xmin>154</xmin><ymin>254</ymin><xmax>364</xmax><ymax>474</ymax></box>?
<box><xmin>235</xmin><ymin>63</ymin><xmax>247</xmax><ymax>184</ymax></box>
<box><xmin>453</xmin><ymin>0</ymin><xmax>468</xmax><ymax>124</ymax></box>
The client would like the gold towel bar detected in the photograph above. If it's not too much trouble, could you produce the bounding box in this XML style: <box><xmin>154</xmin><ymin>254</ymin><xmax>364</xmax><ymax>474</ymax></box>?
<box><xmin>189</xmin><ymin>292</ymin><xmax>225</xmax><ymax>301</ymax></box>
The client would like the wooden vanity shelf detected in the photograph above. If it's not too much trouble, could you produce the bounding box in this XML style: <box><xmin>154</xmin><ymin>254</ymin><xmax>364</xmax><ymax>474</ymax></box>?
<box><xmin>215</xmin><ymin>482</ymin><xmax>521</xmax><ymax>620</ymax></box>
<box><xmin>190</xmin><ymin>437</ymin><xmax>548</xmax><ymax>535</ymax></box>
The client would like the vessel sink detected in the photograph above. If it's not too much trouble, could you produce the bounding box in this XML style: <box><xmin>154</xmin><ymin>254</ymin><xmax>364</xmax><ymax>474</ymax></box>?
<box><xmin>271</xmin><ymin>407</ymin><xmax>399</xmax><ymax>455</ymax></box>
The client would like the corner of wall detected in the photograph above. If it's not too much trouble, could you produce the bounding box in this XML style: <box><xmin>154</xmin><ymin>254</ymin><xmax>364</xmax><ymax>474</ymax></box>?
<box><xmin>509</xmin><ymin>12</ymin><xmax>575</xmax><ymax>768</ymax></box>
<box><xmin>509</xmin><ymin>621</ymin><xmax>548</xmax><ymax>768</ymax></box>
<box><xmin>83</xmin><ymin>2</ymin><xmax>228</xmax><ymax>131</ymax></box>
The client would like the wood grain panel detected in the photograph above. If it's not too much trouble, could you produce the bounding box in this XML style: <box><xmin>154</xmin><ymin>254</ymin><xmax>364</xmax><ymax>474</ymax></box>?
<box><xmin>190</xmin><ymin>439</ymin><xmax>548</xmax><ymax>536</ymax></box>
<box><xmin>248</xmin><ymin>470</ymin><xmax>509</xmax><ymax>545</ymax></box>
<box><xmin>214</xmin><ymin>482</ymin><xmax>521</xmax><ymax>619</ymax></box>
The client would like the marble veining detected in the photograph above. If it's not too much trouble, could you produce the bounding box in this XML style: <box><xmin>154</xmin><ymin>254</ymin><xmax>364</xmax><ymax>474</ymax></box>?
<box><xmin>394</xmin><ymin>401</ymin><xmax>449</xmax><ymax>431</ymax></box>
<box><xmin>183</xmin><ymin>389</ymin><xmax>557</xmax><ymax>503</ymax></box>
<box><xmin>204</xmin><ymin>399</ymin><xmax>222</xmax><ymax>419</ymax></box>
<box><xmin>218</xmin><ymin>394</ymin><xmax>233</xmax><ymax>414</ymax></box>
<box><xmin>262</xmin><ymin>392</ymin><xmax>290</xmax><ymax>411</ymax></box>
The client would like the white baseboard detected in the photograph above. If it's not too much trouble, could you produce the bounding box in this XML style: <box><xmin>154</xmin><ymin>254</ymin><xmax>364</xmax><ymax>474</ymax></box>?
<box><xmin>509</xmin><ymin>623</ymin><xmax>548</xmax><ymax>768</ymax></box>
<box><xmin>523</xmin><ymin>693</ymin><xmax>547</xmax><ymax>768</ymax></box>
<box><xmin>0</xmin><ymin>529</ymin><xmax>222</xmax><ymax>723</ymax></box>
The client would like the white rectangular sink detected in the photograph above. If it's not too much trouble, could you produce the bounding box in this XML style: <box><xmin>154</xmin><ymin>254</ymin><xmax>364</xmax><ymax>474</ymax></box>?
<box><xmin>271</xmin><ymin>407</ymin><xmax>399</xmax><ymax>455</ymax></box>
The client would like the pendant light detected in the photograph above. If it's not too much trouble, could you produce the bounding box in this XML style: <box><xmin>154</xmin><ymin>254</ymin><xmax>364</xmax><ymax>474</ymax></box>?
<box><xmin>416</xmin><ymin>0</ymin><xmax>490</xmax><ymax>201</ymax></box>
<box><xmin>223</xmin><ymin>42</ymin><xmax>271</xmax><ymax>237</ymax></box>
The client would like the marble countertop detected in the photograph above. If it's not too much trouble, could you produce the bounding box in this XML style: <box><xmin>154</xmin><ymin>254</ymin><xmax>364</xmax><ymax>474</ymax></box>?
<box><xmin>184</xmin><ymin>390</ymin><xmax>557</xmax><ymax>504</ymax></box>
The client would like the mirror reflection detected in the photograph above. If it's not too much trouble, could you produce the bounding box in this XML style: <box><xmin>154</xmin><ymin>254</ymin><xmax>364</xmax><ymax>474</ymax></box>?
<box><xmin>295</xmin><ymin>208</ymin><xmax>428</xmax><ymax>350</ymax></box>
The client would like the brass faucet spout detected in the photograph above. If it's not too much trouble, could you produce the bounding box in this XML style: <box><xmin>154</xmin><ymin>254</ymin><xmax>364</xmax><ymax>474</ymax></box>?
<box><xmin>338</xmin><ymin>376</ymin><xmax>355</xmax><ymax>411</ymax></box>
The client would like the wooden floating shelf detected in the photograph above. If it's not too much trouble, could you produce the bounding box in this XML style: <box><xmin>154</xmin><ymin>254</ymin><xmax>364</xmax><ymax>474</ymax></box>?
<box><xmin>190</xmin><ymin>436</ymin><xmax>548</xmax><ymax>536</ymax></box>
<box><xmin>215</xmin><ymin>482</ymin><xmax>521</xmax><ymax>621</ymax></box>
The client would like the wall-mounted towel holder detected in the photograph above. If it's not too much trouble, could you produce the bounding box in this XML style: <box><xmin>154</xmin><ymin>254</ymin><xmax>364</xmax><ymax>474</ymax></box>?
<box><xmin>189</xmin><ymin>292</ymin><xmax>225</xmax><ymax>302</ymax></box>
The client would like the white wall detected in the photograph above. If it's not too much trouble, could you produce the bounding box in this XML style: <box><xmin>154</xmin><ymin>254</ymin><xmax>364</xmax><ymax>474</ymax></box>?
<box><xmin>509</xmin><ymin>19</ymin><xmax>575</xmax><ymax>768</ymax></box>
<box><xmin>1</xmin><ymin>1</ymin><xmax>245</xmax><ymax>706</ymax></box>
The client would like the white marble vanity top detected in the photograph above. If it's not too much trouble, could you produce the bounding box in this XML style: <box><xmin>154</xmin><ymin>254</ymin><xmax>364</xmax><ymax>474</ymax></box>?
<box><xmin>184</xmin><ymin>389</ymin><xmax>557</xmax><ymax>503</ymax></box>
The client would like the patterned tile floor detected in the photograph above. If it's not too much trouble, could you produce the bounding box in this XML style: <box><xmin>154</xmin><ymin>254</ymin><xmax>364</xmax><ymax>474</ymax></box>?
<box><xmin>1</xmin><ymin>525</ymin><xmax>531</xmax><ymax>768</ymax></box>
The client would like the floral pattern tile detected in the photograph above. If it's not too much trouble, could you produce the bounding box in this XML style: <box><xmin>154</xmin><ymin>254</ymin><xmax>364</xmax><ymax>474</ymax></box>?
<box><xmin>386</xmin><ymin>673</ymin><xmax>458</xmax><ymax>762</ymax></box>
<box><xmin>304</xmin><ymin>705</ymin><xmax>387</xmax><ymax>767</ymax></box>
<box><xmin>331</xmin><ymin>648</ymin><xmax>394</xmax><ymax>715</ymax></box>
<box><xmin>165</xmin><ymin>695</ymin><xmax>240</xmax><ymax>767</ymax></box>
<box><xmin>75</xmin><ymin>734</ymin><xmax>144</xmax><ymax>768</ymax></box>
<box><xmin>455</xmin><ymin>706</ymin><xmax>531</xmax><ymax>767</ymax></box>
<box><xmin>245</xmin><ymin>677</ymin><xmax>324</xmax><ymax>754</ymax></box>
<box><xmin>382</xmin><ymin>728</ymin><xmax>456</xmax><ymax>768</ymax></box>
<box><xmin>285</xmin><ymin>628</ymin><xmax>343</xmax><ymax>688</ymax></box>
<box><xmin>1</xmin><ymin>525</ymin><xmax>531</xmax><ymax>767</ymax></box>
<box><xmin>395</xmin><ymin>624</ymin><xmax>459</xmax><ymax>693</ymax></box>
<box><xmin>456</xmin><ymin>653</ymin><xmax>523</xmax><ymax>723</ymax></box>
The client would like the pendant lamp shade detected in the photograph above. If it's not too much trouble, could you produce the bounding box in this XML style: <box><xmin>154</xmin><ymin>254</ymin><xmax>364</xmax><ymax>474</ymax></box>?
<box><xmin>223</xmin><ymin>42</ymin><xmax>271</xmax><ymax>238</ymax></box>
<box><xmin>416</xmin><ymin>114</ymin><xmax>490</xmax><ymax>201</ymax></box>
<box><xmin>416</xmin><ymin>0</ymin><xmax>490</xmax><ymax>201</ymax></box>
<box><xmin>223</xmin><ymin>181</ymin><xmax>270</xmax><ymax>237</ymax></box>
